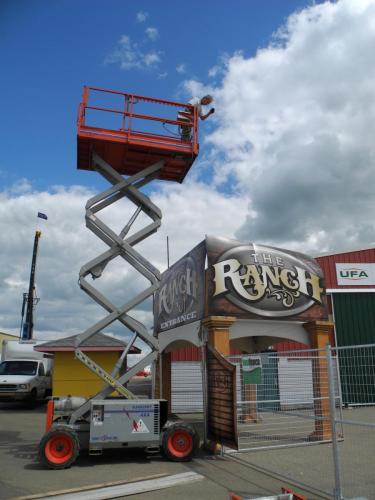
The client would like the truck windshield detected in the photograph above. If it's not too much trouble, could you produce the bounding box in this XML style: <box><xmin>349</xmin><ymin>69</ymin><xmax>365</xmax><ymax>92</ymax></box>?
<box><xmin>0</xmin><ymin>361</ymin><xmax>38</xmax><ymax>376</ymax></box>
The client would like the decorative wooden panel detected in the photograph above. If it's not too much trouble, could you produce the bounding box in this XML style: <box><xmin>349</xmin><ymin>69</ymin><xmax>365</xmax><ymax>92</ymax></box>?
<box><xmin>206</xmin><ymin>345</ymin><xmax>238</xmax><ymax>449</ymax></box>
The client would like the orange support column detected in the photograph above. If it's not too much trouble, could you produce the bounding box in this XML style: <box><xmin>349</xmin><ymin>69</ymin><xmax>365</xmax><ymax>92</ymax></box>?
<box><xmin>154</xmin><ymin>355</ymin><xmax>161</xmax><ymax>399</ymax></box>
<box><xmin>304</xmin><ymin>320</ymin><xmax>335</xmax><ymax>441</ymax></box>
<box><xmin>202</xmin><ymin>316</ymin><xmax>236</xmax><ymax>356</ymax></box>
<box><xmin>154</xmin><ymin>352</ymin><xmax>172</xmax><ymax>413</ymax></box>
<box><xmin>161</xmin><ymin>351</ymin><xmax>172</xmax><ymax>413</ymax></box>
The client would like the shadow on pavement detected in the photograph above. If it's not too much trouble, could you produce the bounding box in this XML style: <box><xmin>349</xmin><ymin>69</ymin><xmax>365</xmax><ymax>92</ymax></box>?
<box><xmin>24</xmin><ymin>446</ymin><xmax>176</xmax><ymax>470</ymax></box>
<box><xmin>0</xmin><ymin>401</ymin><xmax>47</xmax><ymax>413</ymax></box>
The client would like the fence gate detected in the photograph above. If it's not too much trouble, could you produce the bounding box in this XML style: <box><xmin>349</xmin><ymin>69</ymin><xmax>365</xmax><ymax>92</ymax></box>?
<box><xmin>227</xmin><ymin>349</ymin><xmax>342</xmax><ymax>452</ymax></box>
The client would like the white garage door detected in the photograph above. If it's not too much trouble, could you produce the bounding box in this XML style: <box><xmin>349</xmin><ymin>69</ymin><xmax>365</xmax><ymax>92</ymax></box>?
<box><xmin>171</xmin><ymin>362</ymin><xmax>203</xmax><ymax>413</ymax></box>
<box><xmin>278</xmin><ymin>357</ymin><xmax>314</xmax><ymax>409</ymax></box>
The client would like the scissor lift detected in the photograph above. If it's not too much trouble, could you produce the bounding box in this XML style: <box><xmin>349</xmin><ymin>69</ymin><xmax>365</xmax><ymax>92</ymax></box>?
<box><xmin>38</xmin><ymin>87</ymin><xmax>200</xmax><ymax>469</ymax></box>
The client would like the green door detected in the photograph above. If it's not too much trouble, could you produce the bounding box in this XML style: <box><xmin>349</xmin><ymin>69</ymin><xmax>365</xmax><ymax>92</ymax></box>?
<box><xmin>333</xmin><ymin>293</ymin><xmax>375</xmax><ymax>404</ymax></box>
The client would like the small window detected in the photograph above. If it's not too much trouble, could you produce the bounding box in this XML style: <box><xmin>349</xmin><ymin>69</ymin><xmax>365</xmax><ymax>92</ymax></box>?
<box><xmin>38</xmin><ymin>363</ymin><xmax>45</xmax><ymax>376</ymax></box>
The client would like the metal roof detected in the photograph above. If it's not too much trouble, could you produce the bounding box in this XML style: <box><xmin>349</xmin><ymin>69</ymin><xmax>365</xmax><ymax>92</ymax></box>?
<box><xmin>34</xmin><ymin>332</ymin><xmax>141</xmax><ymax>353</ymax></box>
<box><xmin>315</xmin><ymin>245</ymin><xmax>375</xmax><ymax>258</ymax></box>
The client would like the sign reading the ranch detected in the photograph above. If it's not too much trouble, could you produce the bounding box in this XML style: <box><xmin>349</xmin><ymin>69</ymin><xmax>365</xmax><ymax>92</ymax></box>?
<box><xmin>154</xmin><ymin>241</ymin><xmax>206</xmax><ymax>333</ymax></box>
<box><xmin>207</xmin><ymin>236</ymin><xmax>327</xmax><ymax>322</ymax></box>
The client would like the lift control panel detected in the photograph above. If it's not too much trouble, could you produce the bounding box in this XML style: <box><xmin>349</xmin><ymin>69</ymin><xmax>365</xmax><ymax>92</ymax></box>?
<box><xmin>89</xmin><ymin>399</ymin><xmax>169</xmax><ymax>449</ymax></box>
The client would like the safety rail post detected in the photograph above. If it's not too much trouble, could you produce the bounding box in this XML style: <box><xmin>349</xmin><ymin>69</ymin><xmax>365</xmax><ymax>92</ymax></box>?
<box><xmin>128</xmin><ymin>94</ymin><xmax>135</xmax><ymax>141</ymax></box>
<box><xmin>121</xmin><ymin>94</ymin><xmax>127</xmax><ymax>131</ymax></box>
<box><xmin>79</xmin><ymin>86</ymin><xmax>89</xmax><ymax>127</ymax></box>
<box><xmin>69</xmin><ymin>151</ymin><xmax>164</xmax><ymax>424</ymax></box>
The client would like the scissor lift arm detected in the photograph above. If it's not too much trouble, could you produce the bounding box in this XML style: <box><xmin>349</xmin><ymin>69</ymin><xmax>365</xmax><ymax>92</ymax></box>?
<box><xmin>38</xmin><ymin>153</ymin><xmax>199</xmax><ymax>468</ymax></box>
<box><xmin>38</xmin><ymin>88</ymin><xmax>200</xmax><ymax>469</ymax></box>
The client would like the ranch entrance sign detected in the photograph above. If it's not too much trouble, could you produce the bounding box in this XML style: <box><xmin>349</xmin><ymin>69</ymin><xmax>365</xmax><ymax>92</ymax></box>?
<box><xmin>206</xmin><ymin>236</ymin><xmax>327</xmax><ymax>322</ymax></box>
<box><xmin>154</xmin><ymin>236</ymin><xmax>327</xmax><ymax>334</ymax></box>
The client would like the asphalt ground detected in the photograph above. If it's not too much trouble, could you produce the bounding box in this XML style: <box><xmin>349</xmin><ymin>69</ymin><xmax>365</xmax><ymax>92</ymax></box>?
<box><xmin>0</xmin><ymin>398</ymin><xmax>314</xmax><ymax>500</ymax></box>
<box><xmin>238</xmin><ymin>406</ymin><xmax>375</xmax><ymax>500</ymax></box>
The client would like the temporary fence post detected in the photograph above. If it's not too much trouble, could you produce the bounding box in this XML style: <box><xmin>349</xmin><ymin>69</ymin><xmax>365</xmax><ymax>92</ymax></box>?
<box><xmin>327</xmin><ymin>344</ymin><xmax>343</xmax><ymax>500</ymax></box>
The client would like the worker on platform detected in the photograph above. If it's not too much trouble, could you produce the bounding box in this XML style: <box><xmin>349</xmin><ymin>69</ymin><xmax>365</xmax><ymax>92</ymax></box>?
<box><xmin>178</xmin><ymin>95</ymin><xmax>215</xmax><ymax>141</ymax></box>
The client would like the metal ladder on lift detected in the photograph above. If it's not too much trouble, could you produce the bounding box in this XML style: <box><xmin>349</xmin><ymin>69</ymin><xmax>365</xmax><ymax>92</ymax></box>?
<box><xmin>69</xmin><ymin>151</ymin><xmax>164</xmax><ymax>424</ymax></box>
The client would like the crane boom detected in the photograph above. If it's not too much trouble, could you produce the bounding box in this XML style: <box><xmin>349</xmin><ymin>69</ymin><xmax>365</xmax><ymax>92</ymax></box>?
<box><xmin>21</xmin><ymin>230</ymin><xmax>41</xmax><ymax>341</ymax></box>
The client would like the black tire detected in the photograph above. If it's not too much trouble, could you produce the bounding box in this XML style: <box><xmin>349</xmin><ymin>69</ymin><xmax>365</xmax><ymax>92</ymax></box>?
<box><xmin>161</xmin><ymin>422</ymin><xmax>199</xmax><ymax>462</ymax></box>
<box><xmin>39</xmin><ymin>426</ymin><xmax>80</xmax><ymax>469</ymax></box>
<box><xmin>27</xmin><ymin>389</ymin><xmax>38</xmax><ymax>406</ymax></box>
<box><xmin>44</xmin><ymin>388</ymin><xmax>52</xmax><ymax>399</ymax></box>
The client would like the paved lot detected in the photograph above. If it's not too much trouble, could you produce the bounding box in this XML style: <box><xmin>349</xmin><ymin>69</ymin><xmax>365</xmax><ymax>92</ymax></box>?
<box><xmin>0</xmin><ymin>401</ymin><xmax>313</xmax><ymax>500</ymax></box>
<box><xmin>232</xmin><ymin>407</ymin><xmax>375</xmax><ymax>500</ymax></box>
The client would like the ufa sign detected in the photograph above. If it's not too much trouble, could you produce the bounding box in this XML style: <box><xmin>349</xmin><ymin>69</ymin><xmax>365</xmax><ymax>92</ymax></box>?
<box><xmin>336</xmin><ymin>263</ymin><xmax>375</xmax><ymax>286</ymax></box>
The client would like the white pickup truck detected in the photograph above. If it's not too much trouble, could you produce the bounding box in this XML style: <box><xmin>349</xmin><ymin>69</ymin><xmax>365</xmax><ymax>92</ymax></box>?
<box><xmin>0</xmin><ymin>340</ymin><xmax>53</xmax><ymax>403</ymax></box>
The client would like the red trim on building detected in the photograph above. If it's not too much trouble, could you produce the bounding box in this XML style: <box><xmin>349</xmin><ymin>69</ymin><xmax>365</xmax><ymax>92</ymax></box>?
<box><xmin>170</xmin><ymin>345</ymin><xmax>241</xmax><ymax>362</ymax></box>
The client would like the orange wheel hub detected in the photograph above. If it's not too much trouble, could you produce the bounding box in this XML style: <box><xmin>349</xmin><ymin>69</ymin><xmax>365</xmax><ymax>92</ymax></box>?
<box><xmin>167</xmin><ymin>430</ymin><xmax>193</xmax><ymax>458</ymax></box>
<box><xmin>45</xmin><ymin>434</ymin><xmax>74</xmax><ymax>464</ymax></box>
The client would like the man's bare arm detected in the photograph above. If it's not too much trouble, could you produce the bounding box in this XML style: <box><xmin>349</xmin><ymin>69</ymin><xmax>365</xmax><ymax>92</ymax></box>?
<box><xmin>200</xmin><ymin>108</ymin><xmax>215</xmax><ymax>120</ymax></box>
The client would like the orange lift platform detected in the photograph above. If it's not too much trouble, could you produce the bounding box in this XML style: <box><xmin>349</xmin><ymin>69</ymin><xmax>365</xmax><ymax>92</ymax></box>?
<box><xmin>77</xmin><ymin>86</ymin><xmax>199</xmax><ymax>183</ymax></box>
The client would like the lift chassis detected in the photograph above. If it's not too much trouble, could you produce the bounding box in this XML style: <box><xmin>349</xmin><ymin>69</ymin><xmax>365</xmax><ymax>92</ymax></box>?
<box><xmin>38</xmin><ymin>153</ymin><xmax>199</xmax><ymax>468</ymax></box>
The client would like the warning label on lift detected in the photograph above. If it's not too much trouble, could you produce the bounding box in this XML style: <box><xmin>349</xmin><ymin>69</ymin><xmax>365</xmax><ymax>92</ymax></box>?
<box><xmin>132</xmin><ymin>419</ymin><xmax>150</xmax><ymax>433</ymax></box>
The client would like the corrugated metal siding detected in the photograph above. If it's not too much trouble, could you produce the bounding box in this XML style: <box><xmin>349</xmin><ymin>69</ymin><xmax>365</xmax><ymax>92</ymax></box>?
<box><xmin>278</xmin><ymin>358</ymin><xmax>313</xmax><ymax>409</ymax></box>
<box><xmin>171</xmin><ymin>362</ymin><xmax>203</xmax><ymax>413</ymax></box>
<box><xmin>333</xmin><ymin>293</ymin><xmax>375</xmax><ymax>346</ymax></box>
<box><xmin>317</xmin><ymin>248</ymin><xmax>375</xmax><ymax>289</ymax></box>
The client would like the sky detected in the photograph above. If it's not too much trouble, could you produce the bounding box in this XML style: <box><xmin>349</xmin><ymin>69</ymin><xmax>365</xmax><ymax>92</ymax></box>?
<box><xmin>1</xmin><ymin>0</ymin><xmax>374</xmax><ymax>344</ymax></box>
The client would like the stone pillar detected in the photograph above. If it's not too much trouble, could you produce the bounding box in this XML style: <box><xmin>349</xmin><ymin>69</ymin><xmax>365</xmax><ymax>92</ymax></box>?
<box><xmin>242</xmin><ymin>380</ymin><xmax>259</xmax><ymax>423</ymax></box>
<box><xmin>304</xmin><ymin>320</ymin><xmax>335</xmax><ymax>441</ymax></box>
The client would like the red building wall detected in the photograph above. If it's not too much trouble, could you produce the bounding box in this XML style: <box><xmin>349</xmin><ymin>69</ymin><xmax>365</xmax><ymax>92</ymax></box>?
<box><xmin>316</xmin><ymin>248</ymin><xmax>375</xmax><ymax>290</ymax></box>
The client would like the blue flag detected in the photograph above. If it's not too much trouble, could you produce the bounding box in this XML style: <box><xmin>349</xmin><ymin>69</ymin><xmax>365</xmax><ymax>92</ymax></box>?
<box><xmin>37</xmin><ymin>212</ymin><xmax>48</xmax><ymax>220</ymax></box>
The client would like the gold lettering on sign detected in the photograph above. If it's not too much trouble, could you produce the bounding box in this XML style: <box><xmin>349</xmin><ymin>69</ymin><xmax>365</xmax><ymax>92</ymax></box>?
<box><xmin>213</xmin><ymin>259</ymin><xmax>324</xmax><ymax>305</ymax></box>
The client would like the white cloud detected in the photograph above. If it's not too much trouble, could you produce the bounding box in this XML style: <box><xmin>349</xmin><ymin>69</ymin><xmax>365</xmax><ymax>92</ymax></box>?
<box><xmin>145</xmin><ymin>27</ymin><xmax>159</xmax><ymax>41</ymax></box>
<box><xmin>176</xmin><ymin>63</ymin><xmax>187</xmax><ymax>74</ymax></box>
<box><xmin>0</xmin><ymin>180</ymin><xmax>246</xmax><ymax>339</ymax></box>
<box><xmin>181</xmin><ymin>79</ymin><xmax>215</xmax><ymax>101</ymax></box>
<box><xmin>105</xmin><ymin>34</ymin><xmax>162</xmax><ymax>70</ymax></box>
<box><xmin>143</xmin><ymin>51</ymin><xmax>161</xmax><ymax>66</ymax></box>
<box><xmin>136</xmin><ymin>11</ymin><xmax>148</xmax><ymax>23</ymax></box>
<box><xmin>7</xmin><ymin>178</ymin><xmax>33</xmax><ymax>195</ymax></box>
<box><xmin>187</xmin><ymin>0</ymin><xmax>375</xmax><ymax>254</ymax></box>
<box><xmin>208</xmin><ymin>65</ymin><xmax>220</xmax><ymax>78</ymax></box>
